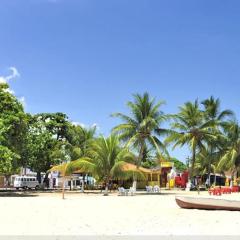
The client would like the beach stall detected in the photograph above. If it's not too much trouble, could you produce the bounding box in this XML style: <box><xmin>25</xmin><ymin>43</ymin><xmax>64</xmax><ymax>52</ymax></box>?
<box><xmin>159</xmin><ymin>161</ymin><xmax>174</xmax><ymax>187</ymax></box>
<box><xmin>119</xmin><ymin>162</ymin><xmax>173</xmax><ymax>188</ymax></box>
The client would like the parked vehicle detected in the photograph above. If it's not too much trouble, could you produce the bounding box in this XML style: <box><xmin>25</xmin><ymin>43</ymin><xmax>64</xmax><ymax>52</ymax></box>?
<box><xmin>14</xmin><ymin>176</ymin><xmax>40</xmax><ymax>190</ymax></box>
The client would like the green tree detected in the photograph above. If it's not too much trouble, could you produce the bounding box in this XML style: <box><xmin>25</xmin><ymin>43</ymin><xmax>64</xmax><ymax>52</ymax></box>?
<box><xmin>0</xmin><ymin>83</ymin><xmax>28</xmax><ymax>176</ymax></box>
<box><xmin>51</xmin><ymin>135</ymin><xmax>144</xmax><ymax>197</ymax></box>
<box><xmin>170</xmin><ymin>158</ymin><xmax>187</xmax><ymax>172</ymax></box>
<box><xmin>23</xmin><ymin>116</ymin><xmax>61</xmax><ymax>182</ymax></box>
<box><xmin>217</xmin><ymin>121</ymin><xmax>240</xmax><ymax>177</ymax></box>
<box><xmin>166</xmin><ymin>100</ymin><xmax>215</xmax><ymax>181</ymax></box>
<box><xmin>0</xmin><ymin>145</ymin><xmax>20</xmax><ymax>176</ymax></box>
<box><xmin>201</xmin><ymin>96</ymin><xmax>234</xmax><ymax>183</ymax></box>
<box><xmin>33</xmin><ymin>113</ymin><xmax>69</xmax><ymax>140</ymax></box>
<box><xmin>112</xmin><ymin>92</ymin><xmax>168</xmax><ymax>189</ymax></box>
<box><xmin>65</xmin><ymin>124</ymin><xmax>97</xmax><ymax>159</ymax></box>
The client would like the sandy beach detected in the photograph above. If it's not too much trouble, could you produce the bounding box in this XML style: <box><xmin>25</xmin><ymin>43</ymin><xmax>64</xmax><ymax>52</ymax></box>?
<box><xmin>0</xmin><ymin>190</ymin><xmax>240</xmax><ymax>236</ymax></box>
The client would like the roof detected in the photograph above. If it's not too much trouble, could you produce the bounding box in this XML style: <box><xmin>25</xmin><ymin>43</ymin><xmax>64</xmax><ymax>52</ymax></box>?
<box><xmin>160</xmin><ymin>161</ymin><xmax>174</xmax><ymax>168</ymax></box>
<box><xmin>121</xmin><ymin>163</ymin><xmax>161</xmax><ymax>174</ymax></box>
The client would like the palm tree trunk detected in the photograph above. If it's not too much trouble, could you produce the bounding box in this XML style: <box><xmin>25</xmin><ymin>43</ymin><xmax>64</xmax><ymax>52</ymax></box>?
<box><xmin>62</xmin><ymin>176</ymin><xmax>65</xmax><ymax>199</ymax></box>
<box><xmin>132</xmin><ymin>142</ymin><xmax>144</xmax><ymax>190</ymax></box>
<box><xmin>186</xmin><ymin>148</ymin><xmax>196</xmax><ymax>191</ymax></box>
<box><xmin>189</xmin><ymin>146</ymin><xmax>196</xmax><ymax>182</ymax></box>
<box><xmin>207</xmin><ymin>147</ymin><xmax>213</xmax><ymax>188</ymax></box>
<box><xmin>104</xmin><ymin>180</ymin><xmax>109</xmax><ymax>196</ymax></box>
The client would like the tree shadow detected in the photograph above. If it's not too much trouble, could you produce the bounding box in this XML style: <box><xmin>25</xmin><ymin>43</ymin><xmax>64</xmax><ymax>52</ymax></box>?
<box><xmin>0</xmin><ymin>192</ymin><xmax>38</xmax><ymax>197</ymax></box>
<box><xmin>136</xmin><ymin>191</ymin><xmax>180</xmax><ymax>196</ymax></box>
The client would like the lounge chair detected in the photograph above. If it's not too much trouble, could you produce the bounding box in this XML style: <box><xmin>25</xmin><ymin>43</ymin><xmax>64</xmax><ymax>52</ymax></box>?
<box><xmin>129</xmin><ymin>187</ymin><xmax>136</xmax><ymax>196</ymax></box>
<box><xmin>118</xmin><ymin>187</ymin><xmax>127</xmax><ymax>196</ymax></box>
<box><xmin>153</xmin><ymin>185</ymin><xmax>160</xmax><ymax>193</ymax></box>
<box><xmin>146</xmin><ymin>186</ymin><xmax>153</xmax><ymax>193</ymax></box>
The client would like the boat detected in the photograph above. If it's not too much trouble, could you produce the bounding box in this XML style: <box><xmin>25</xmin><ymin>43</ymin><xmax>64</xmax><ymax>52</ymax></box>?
<box><xmin>175</xmin><ymin>196</ymin><xmax>240</xmax><ymax>211</ymax></box>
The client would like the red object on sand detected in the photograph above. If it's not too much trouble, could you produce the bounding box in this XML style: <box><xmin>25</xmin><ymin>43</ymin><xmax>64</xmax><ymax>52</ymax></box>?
<box><xmin>175</xmin><ymin>171</ymin><xmax>189</xmax><ymax>188</ymax></box>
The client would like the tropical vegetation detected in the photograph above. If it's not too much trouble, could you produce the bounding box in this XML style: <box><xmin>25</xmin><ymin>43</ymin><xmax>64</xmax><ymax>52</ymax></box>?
<box><xmin>0</xmin><ymin>81</ymin><xmax>239</xmax><ymax>190</ymax></box>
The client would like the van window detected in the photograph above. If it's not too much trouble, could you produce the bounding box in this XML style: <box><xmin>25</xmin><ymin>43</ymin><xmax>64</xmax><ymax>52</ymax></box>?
<box><xmin>23</xmin><ymin>178</ymin><xmax>26</xmax><ymax>181</ymax></box>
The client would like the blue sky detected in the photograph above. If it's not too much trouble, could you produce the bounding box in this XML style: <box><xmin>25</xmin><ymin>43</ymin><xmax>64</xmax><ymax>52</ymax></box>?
<box><xmin>0</xmin><ymin>0</ymin><xmax>240</xmax><ymax>162</ymax></box>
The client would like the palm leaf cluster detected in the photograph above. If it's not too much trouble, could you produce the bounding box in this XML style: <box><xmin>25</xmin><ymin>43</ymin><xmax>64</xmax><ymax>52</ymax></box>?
<box><xmin>112</xmin><ymin>92</ymin><xmax>168</xmax><ymax>166</ymax></box>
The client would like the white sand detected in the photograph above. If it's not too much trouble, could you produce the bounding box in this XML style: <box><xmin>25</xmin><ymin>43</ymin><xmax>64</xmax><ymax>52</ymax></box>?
<box><xmin>0</xmin><ymin>191</ymin><xmax>240</xmax><ymax>236</ymax></box>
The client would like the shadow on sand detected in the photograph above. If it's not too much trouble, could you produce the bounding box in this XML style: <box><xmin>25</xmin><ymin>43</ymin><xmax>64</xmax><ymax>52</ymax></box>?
<box><xmin>0</xmin><ymin>192</ymin><xmax>38</xmax><ymax>197</ymax></box>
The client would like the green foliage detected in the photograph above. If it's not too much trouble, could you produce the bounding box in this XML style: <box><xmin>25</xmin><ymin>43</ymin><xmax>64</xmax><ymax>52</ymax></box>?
<box><xmin>112</xmin><ymin>92</ymin><xmax>169</xmax><ymax>167</ymax></box>
<box><xmin>1</xmin><ymin>84</ymin><xmax>239</xmax><ymax>181</ymax></box>
<box><xmin>65</xmin><ymin>124</ymin><xmax>96</xmax><ymax>158</ymax></box>
<box><xmin>52</xmin><ymin>135</ymin><xmax>145</xmax><ymax>188</ymax></box>
<box><xmin>217</xmin><ymin>121</ymin><xmax>240</xmax><ymax>173</ymax></box>
<box><xmin>33</xmin><ymin>113</ymin><xmax>69</xmax><ymax>140</ymax></box>
<box><xmin>0</xmin><ymin>83</ymin><xmax>28</xmax><ymax>174</ymax></box>
<box><xmin>166</xmin><ymin>100</ymin><xmax>216</xmax><ymax>179</ymax></box>
<box><xmin>170</xmin><ymin>158</ymin><xmax>187</xmax><ymax>172</ymax></box>
<box><xmin>0</xmin><ymin>146</ymin><xmax>20</xmax><ymax>175</ymax></box>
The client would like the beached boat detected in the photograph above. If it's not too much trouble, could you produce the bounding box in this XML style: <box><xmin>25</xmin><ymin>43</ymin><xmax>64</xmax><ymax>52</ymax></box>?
<box><xmin>175</xmin><ymin>196</ymin><xmax>240</xmax><ymax>211</ymax></box>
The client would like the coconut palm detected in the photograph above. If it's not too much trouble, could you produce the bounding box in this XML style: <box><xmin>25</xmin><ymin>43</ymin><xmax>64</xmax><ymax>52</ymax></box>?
<box><xmin>112</xmin><ymin>92</ymin><xmax>168</xmax><ymax>189</ymax></box>
<box><xmin>217</xmin><ymin>121</ymin><xmax>240</xmax><ymax>177</ymax></box>
<box><xmin>166</xmin><ymin>100</ymin><xmax>215</xmax><ymax>181</ymax></box>
<box><xmin>201</xmin><ymin>96</ymin><xmax>234</xmax><ymax>184</ymax></box>
<box><xmin>51</xmin><ymin>134</ymin><xmax>145</xmax><ymax>197</ymax></box>
<box><xmin>194</xmin><ymin>147</ymin><xmax>220</xmax><ymax>185</ymax></box>
<box><xmin>66</xmin><ymin>124</ymin><xmax>97</xmax><ymax>158</ymax></box>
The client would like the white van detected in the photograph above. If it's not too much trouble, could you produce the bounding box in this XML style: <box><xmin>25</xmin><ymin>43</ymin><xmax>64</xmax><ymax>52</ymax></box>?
<box><xmin>14</xmin><ymin>176</ymin><xmax>40</xmax><ymax>190</ymax></box>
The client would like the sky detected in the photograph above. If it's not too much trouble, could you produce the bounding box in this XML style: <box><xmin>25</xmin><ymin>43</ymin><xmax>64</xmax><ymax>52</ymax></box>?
<box><xmin>0</xmin><ymin>0</ymin><xmax>240</xmax><ymax>162</ymax></box>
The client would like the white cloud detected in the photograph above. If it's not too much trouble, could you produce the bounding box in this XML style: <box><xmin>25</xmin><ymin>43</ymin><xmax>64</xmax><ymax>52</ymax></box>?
<box><xmin>18</xmin><ymin>96</ymin><xmax>26</xmax><ymax>108</ymax></box>
<box><xmin>4</xmin><ymin>88</ymin><xmax>15</xmax><ymax>94</ymax></box>
<box><xmin>0</xmin><ymin>66</ymin><xmax>20</xmax><ymax>84</ymax></box>
<box><xmin>71</xmin><ymin>121</ymin><xmax>83</xmax><ymax>127</ymax></box>
<box><xmin>0</xmin><ymin>67</ymin><xmax>26</xmax><ymax>108</ymax></box>
<box><xmin>71</xmin><ymin>121</ymin><xmax>100</xmax><ymax>130</ymax></box>
<box><xmin>92</xmin><ymin>123</ymin><xmax>100</xmax><ymax>130</ymax></box>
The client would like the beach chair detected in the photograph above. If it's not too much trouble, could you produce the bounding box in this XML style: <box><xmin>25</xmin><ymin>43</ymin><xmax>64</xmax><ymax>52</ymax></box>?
<box><xmin>208</xmin><ymin>187</ymin><xmax>221</xmax><ymax>196</ymax></box>
<box><xmin>129</xmin><ymin>187</ymin><xmax>136</xmax><ymax>196</ymax></box>
<box><xmin>146</xmin><ymin>186</ymin><xmax>153</xmax><ymax>193</ymax></box>
<box><xmin>118</xmin><ymin>187</ymin><xmax>127</xmax><ymax>196</ymax></box>
<box><xmin>231</xmin><ymin>186</ymin><xmax>239</xmax><ymax>193</ymax></box>
<box><xmin>153</xmin><ymin>185</ymin><xmax>160</xmax><ymax>193</ymax></box>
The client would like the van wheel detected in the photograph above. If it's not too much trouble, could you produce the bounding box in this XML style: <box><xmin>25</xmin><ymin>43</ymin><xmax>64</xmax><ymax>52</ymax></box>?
<box><xmin>35</xmin><ymin>185</ymin><xmax>40</xmax><ymax>190</ymax></box>
<box><xmin>16</xmin><ymin>188</ymin><xmax>19</xmax><ymax>190</ymax></box>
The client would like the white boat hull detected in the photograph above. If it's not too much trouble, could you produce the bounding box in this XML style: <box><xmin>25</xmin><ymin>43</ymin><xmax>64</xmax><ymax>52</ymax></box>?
<box><xmin>176</xmin><ymin>196</ymin><xmax>240</xmax><ymax>211</ymax></box>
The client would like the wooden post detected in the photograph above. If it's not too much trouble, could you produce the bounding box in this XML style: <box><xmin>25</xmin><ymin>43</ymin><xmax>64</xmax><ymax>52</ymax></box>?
<box><xmin>62</xmin><ymin>164</ymin><xmax>67</xmax><ymax>200</ymax></box>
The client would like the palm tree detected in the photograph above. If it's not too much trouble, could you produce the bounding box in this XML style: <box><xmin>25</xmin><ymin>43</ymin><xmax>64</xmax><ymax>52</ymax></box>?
<box><xmin>111</xmin><ymin>92</ymin><xmax>168</xmax><ymax>189</ymax></box>
<box><xmin>66</xmin><ymin>124</ymin><xmax>97</xmax><ymax>159</ymax></box>
<box><xmin>51</xmin><ymin>135</ymin><xmax>144</xmax><ymax>197</ymax></box>
<box><xmin>217</xmin><ymin>121</ymin><xmax>240</xmax><ymax>178</ymax></box>
<box><xmin>194</xmin><ymin>146</ymin><xmax>220</xmax><ymax>186</ymax></box>
<box><xmin>201</xmin><ymin>96</ymin><xmax>234</xmax><ymax>185</ymax></box>
<box><xmin>166</xmin><ymin>100</ymin><xmax>215</xmax><ymax>182</ymax></box>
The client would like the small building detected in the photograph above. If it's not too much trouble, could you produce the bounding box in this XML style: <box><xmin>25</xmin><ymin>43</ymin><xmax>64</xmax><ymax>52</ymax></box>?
<box><xmin>120</xmin><ymin>162</ymin><xmax>173</xmax><ymax>188</ymax></box>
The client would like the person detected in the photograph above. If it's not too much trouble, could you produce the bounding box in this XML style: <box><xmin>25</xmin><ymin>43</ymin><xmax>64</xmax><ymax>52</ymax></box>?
<box><xmin>205</xmin><ymin>178</ymin><xmax>209</xmax><ymax>188</ymax></box>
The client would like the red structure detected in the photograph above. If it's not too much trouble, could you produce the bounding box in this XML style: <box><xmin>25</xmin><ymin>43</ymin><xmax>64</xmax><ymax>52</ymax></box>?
<box><xmin>175</xmin><ymin>171</ymin><xmax>189</xmax><ymax>188</ymax></box>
